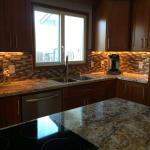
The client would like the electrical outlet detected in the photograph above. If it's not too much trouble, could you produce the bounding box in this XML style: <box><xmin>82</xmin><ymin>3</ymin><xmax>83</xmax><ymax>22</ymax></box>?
<box><xmin>8</xmin><ymin>65</ymin><xmax>15</xmax><ymax>74</ymax></box>
<box><xmin>91</xmin><ymin>61</ymin><xmax>94</xmax><ymax>68</ymax></box>
<box><xmin>144</xmin><ymin>58</ymin><xmax>150</xmax><ymax>63</ymax></box>
<box><xmin>101</xmin><ymin>61</ymin><xmax>104</xmax><ymax>66</ymax></box>
<box><xmin>138</xmin><ymin>62</ymin><xmax>144</xmax><ymax>69</ymax></box>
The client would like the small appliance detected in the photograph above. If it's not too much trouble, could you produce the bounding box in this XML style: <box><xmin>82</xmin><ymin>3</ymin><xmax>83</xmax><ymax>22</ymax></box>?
<box><xmin>107</xmin><ymin>54</ymin><xmax>121</xmax><ymax>75</ymax></box>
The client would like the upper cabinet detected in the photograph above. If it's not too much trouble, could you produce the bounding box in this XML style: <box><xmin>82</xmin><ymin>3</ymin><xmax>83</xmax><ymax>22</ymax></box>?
<box><xmin>131</xmin><ymin>0</ymin><xmax>150</xmax><ymax>51</ymax></box>
<box><xmin>93</xmin><ymin>0</ymin><xmax>131</xmax><ymax>51</ymax></box>
<box><xmin>0</xmin><ymin>0</ymin><xmax>33</xmax><ymax>52</ymax></box>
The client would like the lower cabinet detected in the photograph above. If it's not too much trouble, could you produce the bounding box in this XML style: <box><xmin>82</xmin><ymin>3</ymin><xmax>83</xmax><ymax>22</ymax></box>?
<box><xmin>116</xmin><ymin>80</ymin><xmax>146</xmax><ymax>104</ymax></box>
<box><xmin>0</xmin><ymin>96</ymin><xmax>21</xmax><ymax>128</ymax></box>
<box><xmin>0</xmin><ymin>79</ymin><xmax>147</xmax><ymax>128</ymax></box>
<box><xmin>145</xmin><ymin>85</ymin><xmax>150</xmax><ymax>106</ymax></box>
<box><xmin>63</xmin><ymin>79</ymin><xmax>116</xmax><ymax>111</ymax></box>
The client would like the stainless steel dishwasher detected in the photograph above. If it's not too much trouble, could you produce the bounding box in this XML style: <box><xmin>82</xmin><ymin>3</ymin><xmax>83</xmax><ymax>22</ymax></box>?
<box><xmin>22</xmin><ymin>90</ymin><xmax>62</xmax><ymax>121</ymax></box>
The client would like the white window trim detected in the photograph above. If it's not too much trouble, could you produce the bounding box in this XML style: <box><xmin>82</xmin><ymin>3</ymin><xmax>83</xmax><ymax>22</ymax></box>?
<box><xmin>33</xmin><ymin>6</ymin><xmax>87</xmax><ymax>67</ymax></box>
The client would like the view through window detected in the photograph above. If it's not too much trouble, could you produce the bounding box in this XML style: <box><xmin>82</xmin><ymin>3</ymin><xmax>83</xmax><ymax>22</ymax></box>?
<box><xmin>34</xmin><ymin>7</ymin><xmax>87</xmax><ymax>66</ymax></box>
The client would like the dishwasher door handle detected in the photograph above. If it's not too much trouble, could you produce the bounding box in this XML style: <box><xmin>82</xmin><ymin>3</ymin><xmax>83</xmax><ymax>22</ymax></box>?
<box><xmin>25</xmin><ymin>94</ymin><xmax>60</xmax><ymax>103</ymax></box>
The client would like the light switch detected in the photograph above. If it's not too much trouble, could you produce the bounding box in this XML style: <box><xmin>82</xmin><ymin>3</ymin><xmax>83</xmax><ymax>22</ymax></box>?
<box><xmin>138</xmin><ymin>62</ymin><xmax>144</xmax><ymax>70</ymax></box>
<box><xmin>91</xmin><ymin>61</ymin><xmax>94</xmax><ymax>68</ymax></box>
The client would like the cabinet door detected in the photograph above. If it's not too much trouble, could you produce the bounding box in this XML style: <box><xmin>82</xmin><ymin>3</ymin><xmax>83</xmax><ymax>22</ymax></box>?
<box><xmin>0</xmin><ymin>0</ymin><xmax>33</xmax><ymax>52</ymax></box>
<box><xmin>116</xmin><ymin>80</ymin><xmax>145</xmax><ymax>104</ymax></box>
<box><xmin>124</xmin><ymin>81</ymin><xmax>145</xmax><ymax>104</ymax></box>
<box><xmin>104</xmin><ymin>79</ymin><xmax>116</xmax><ymax>99</ymax></box>
<box><xmin>63</xmin><ymin>85</ymin><xmax>88</xmax><ymax>111</ymax></box>
<box><xmin>145</xmin><ymin>85</ymin><xmax>150</xmax><ymax>106</ymax></box>
<box><xmin>12</xmin><ymin>0</ymin><xmax>33</xmax><ymax>51</ymax></box>
<box><xmin>131</xmin><ymin>0</ymin><xmax>149</xmax><ymax>51</ymax></box>
<box><xmin>87</xmin><ymin>80</ymin><xmax>116</xmax><ymax>104</ymax></box>
<box><xmin>147</xmin><ymin>1</ymin><xmax>150</xmax><ymax>49</ymax></box>
<box><xmin>107</xmin><ymin>0</ymin><xmax>130</xmax><ymax>51</ymax></box>
<box><xmin>93</xmin><ymin>0</ymin><xmax>130</xmax><ymax>51</ymax></box>
<box><xmin>116</xmin><ymin>80</ymin><xmax>126</xmax><ymax>99</ymax></box>
<box><xmin>63</xmin><ymin>96</ymin><xmax>86</xmax><ymax>111</ymax></box>
<box><xmin>88</xmin><ymin>81</ymin><xmax>106</xmax><ymax>104</ymax></box>
<box><xmin>0</xmin><ymin>96</ymin><xmax>21</xmax><ymax>128</ymax></box>
<box><xmin>0</xmin><ymin>0</ymin><xmax>12</xmax><ymax>51</ymax></box>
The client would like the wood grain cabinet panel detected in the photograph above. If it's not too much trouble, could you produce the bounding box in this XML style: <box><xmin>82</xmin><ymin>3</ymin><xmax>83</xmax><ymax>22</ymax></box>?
<box><xmin>0</xmin><ymin>0</ymin><xmax>11</xmax><ymax>50</ymax></box>
<box><xmin>93</xmin><ymin>0</ymin><xmax>131</xmax><ymax>51</ymax></box>
<box><xmin>63</xmin><ymin>84</ymin><xmax>91</xmax><ymax>110</ymax></box>
<box><xmin>107</xmin><ymin>0</ymin><xmax>131</xmax><ymax>51</ymax></box>
<box><xmin>0</xmin><ymin>96</ymin><xmax>21</xmax><ymax>128</ymax></box>
<box><xmin>0</xmin><ymin>0</ymin><xmax>33</xmax><ymax>52</ymax></box>
<box><xmin>63</xmin><ymin>80</ymin><xmax>116</xmax><ymax>111</ymax></box>
<box><xmin>116</xmin><ymin>80</ymin><xmax>146</xmax><ymax>104</ymax></box>
<box><xmin>131</xmin><ymin>0</ymin><xmax>150</xmax><ymax>51</ymax></box>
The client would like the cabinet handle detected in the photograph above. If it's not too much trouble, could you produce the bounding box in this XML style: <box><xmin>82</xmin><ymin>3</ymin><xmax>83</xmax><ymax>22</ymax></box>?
<box><xmin>15</xmin><ymin>33</ymin><xmax>18</xmax><ymax>48</ymax></box>
<box><xmin>141</xmin><ymin>38</ymin><xmax>144</xmax><ymax>49</ymax></box>
<box><xmin>17</xmin><ymin>100</ymin><xmax>20</xmax><ymax>116</ymax></box>
<box><xmin>25</xmin><ymin>94</ymin><xmax>59</xmax><ymax>103</ymax></box>
<box><xmin>107</xmin><ymin>38</ymin><xmax>110</xmax><ymax>49</ymax></box>
<box><xmin>86</xmin><ymin>98</ymin><xmax>88</xmax><ymax>105</ymax></box>
<box><xmin>83</xmin><ymin>99</ymin><xmax>85</xmax><ymax>105</ymax></box>
<box><xmin>9</xmin><ymin>32</ymin><xmax>12</xmax><ymax>48</ymax></box>
<box><xmin>142</xmin><ymin>88</ymin><xmax>145</xmax><ymax>100</ymax></box>
<box><xmin>145</xmin><ymin>38</ymin><xmax>148</xmax><ymax>49</ymax></box>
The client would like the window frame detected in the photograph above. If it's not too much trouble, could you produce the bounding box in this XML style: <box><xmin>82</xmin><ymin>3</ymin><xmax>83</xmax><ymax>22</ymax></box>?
<box><xmin>33</xmin><ymin>5</ymin><xmax>88</xmax><ymax>67</ymax></box>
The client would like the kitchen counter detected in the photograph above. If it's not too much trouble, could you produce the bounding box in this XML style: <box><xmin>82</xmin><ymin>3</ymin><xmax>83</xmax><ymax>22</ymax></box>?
<box><xmin>1</xmin><ymin>98</ymin><xmax>150</xmax><ymax>149</ymax></box>
<box><xmin>0</xmin><ymin>72</ymin><xmax>148</xmax><ymax>98</ymax></box>
<box><xmin>52</xmin><ymin>98</ymin><xmax>150</xmax><ymax>149</ymax></box>
<box><xmin>86</xmin><ymin>72</ymin><xmax>148</xmax><ymax>84</ymax></box>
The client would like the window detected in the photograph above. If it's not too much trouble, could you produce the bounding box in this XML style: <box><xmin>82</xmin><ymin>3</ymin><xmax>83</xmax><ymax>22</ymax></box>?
<box><xmin>33</xmin><ymin>6</ymin><xmax>87</xmax><ymax>66</ymax></box>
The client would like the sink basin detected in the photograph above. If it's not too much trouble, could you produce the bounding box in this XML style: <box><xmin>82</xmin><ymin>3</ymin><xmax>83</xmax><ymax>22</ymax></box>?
<box><xmin>53</xmin><ymin>78</ymin><xmax>77</xmax><ymax>83</ymax></box>
<box><xmin>74</xmin><ymin>76</ymin><xmax>93</xmax><ymax>81</ymax></box>
<box><xmin>53</xmin><ymin>76</ymin><xmax>93</xmax><ymax>83</ymax></box>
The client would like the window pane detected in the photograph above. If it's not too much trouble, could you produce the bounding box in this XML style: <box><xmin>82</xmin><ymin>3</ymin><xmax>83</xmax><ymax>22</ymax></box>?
<box><xmin>65</xmin><ymin>15</ymin><xmax>85</xmax><ymax>62</ymax></box>
<box><xmin>34</xmin><ymin>9</ymin><xmax>61</xmax><ymax>65</ymax></box>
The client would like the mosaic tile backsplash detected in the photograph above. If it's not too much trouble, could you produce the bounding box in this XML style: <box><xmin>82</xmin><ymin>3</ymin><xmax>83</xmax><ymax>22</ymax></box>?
<box><xmin>0</xmin><ymin>51</ymin><xmax>150</xmax><ymax>82</ymax></box>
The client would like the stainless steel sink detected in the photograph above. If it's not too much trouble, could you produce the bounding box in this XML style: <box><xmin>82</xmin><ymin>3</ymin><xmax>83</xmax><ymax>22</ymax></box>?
<box><xmin>53</xmin><ymin>78</ymin><xmax>77</xmax><ymax>83</ymax></box>
<box><xmin>53</xmin><ymin>76</ymin><xmax>93</xmax><ymax>83</ymax></box>
<box><xmin>74</xmin><ymin>76</ymin><xmax>93</xmax><ymax>81</ymax></box>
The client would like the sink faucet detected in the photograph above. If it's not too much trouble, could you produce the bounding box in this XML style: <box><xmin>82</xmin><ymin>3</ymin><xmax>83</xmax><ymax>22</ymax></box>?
<box><xmin>65</xmin><ymin>56</ymin><xmax>69</xmax><ymax>82</ymax></box>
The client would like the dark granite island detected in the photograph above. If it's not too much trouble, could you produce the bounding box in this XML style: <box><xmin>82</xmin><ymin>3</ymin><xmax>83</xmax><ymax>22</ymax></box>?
<box><xmin>1</xmin><ymin>98</ymin><xmax>150</xmax><ymax>150</ymax></box>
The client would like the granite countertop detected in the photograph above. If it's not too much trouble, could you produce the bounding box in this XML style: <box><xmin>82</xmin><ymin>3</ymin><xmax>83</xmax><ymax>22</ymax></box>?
<box><xmin>86</xmin><ymin>72</ymin><xmax>148</xmax><ymax>84</ymax></box>
<box><xmin>51</xmin><ymin>98</ymin><xmax>150</xmax><ymax>150</ymax></box>
<box><xmin>0</xmin><ymin>72</ymin><xmax>148</xmax><ymax>98</ymax></box>
<box><xmin>0</xmin><ymin>79</ymin><xmax>65</xmax><ymax>98</ymax></box>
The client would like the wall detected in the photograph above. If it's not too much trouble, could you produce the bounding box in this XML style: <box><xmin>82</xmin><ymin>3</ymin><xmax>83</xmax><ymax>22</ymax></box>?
<box><xmin>0</xmin><ymin>52</ymin><xmax>150</xmax><ymax>82</ymax></box>
<box><xmin>91</xmin><ymin>52</ymin><xmax>150</xmax><ymax>74</ymax></box>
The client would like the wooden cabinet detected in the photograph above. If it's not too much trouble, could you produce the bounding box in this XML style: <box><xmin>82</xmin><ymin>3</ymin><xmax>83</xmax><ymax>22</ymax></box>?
<box><xmin>116</xmin><ymin>80</ymin><xmax>146</xmax><ymax>104</ymax></box>
<box><xmin>0</xmin><ymin>0</ymin><xmax>10</xmax><ymax>50</ymax></box>
<box><xmin>0</xmin><ymin>0</ymin><xmax>33</xmax><ymax>52</ymax></box>
<box><xmin>145</xmin><ymin>85</ymin><xmax>150</xmax><ymax>106</ymax></box>
<box><xmin>131</xmin><ymin>0</ymin><xmax>150</xmax><ymax>51</ymax></box>
<box><xmin>63</xmin><ymin>80</ymin><xmax>116</xmax><ymax>111</ymax></box>
<box><xmin>107</xmin><ymin>0</ymin><xmax>131</xmax><ymax>51</ymax></box>
<box><xmin>93</xmin><ymin>0</ymin><xmax>131</xmax><ymax>51</ymax></box>
<box><xmin>0</xmin><ymin>96</ymin><xmax>21</xmax><ymax>128</ymax></box>
<box><xmin>63</xmin><ymin>84</ymin><xmax>91</xmax><ymax>111</ymax></box>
